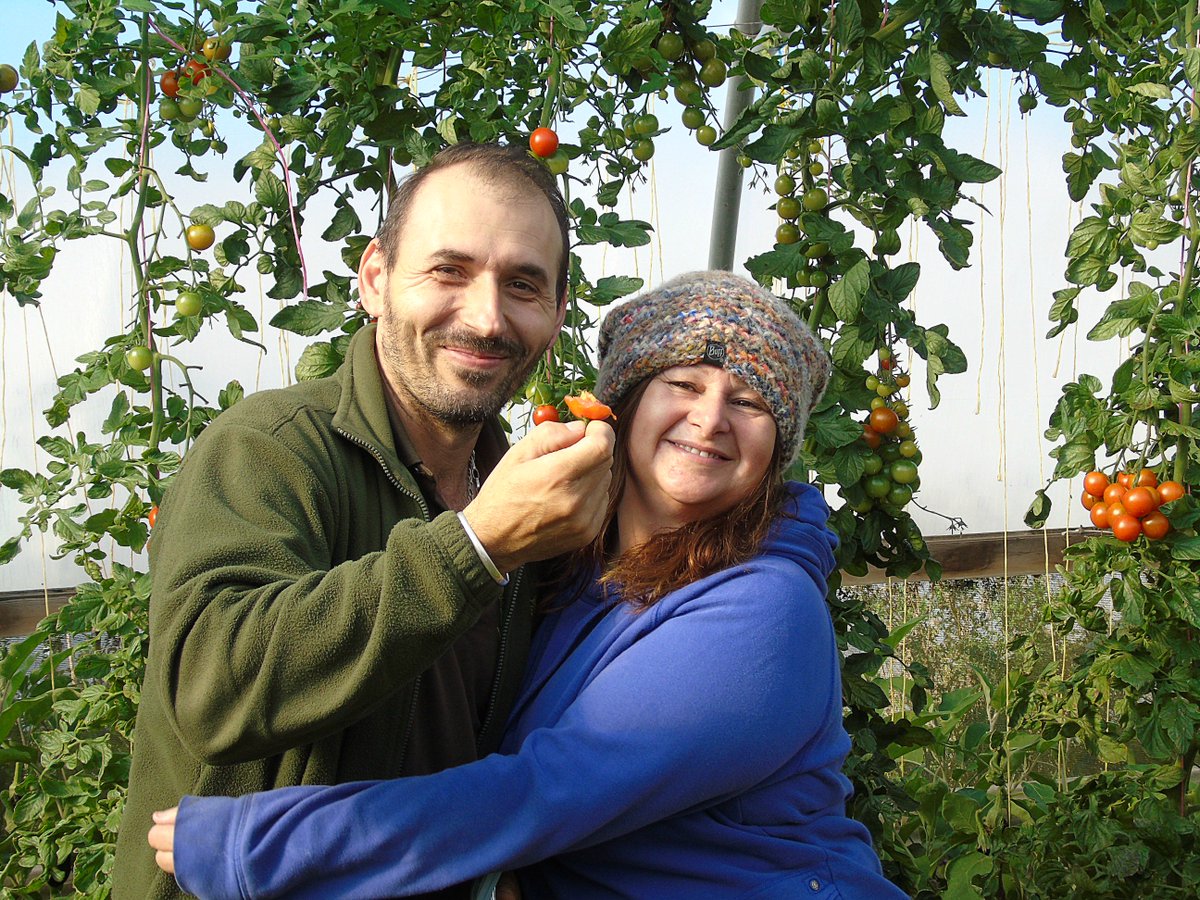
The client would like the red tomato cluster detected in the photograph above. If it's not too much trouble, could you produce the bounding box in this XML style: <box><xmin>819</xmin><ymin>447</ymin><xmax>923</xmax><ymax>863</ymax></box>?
<box><xmin>1081</xmin><ymin>469</ymin><xmax>1183</xmax><ymax>542</ymax></box>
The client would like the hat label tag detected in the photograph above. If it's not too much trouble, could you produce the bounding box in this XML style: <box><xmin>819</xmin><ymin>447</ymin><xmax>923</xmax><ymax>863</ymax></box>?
<box><xmin>703</xmin><ymin>340</ymin><xmax>727</xmax><ymax>365</ymax></box>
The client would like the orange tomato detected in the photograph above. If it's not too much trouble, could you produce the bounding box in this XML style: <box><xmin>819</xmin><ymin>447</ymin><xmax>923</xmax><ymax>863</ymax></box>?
<box><xmin>1141</xmin><ymin>511</ymin><xmax>1170</xmax><ymax>540</ymax></box>
<box><xmin>868</xmin><ymin>406</ymin><xmax>899</xmax><ymax>435</ymax></box>
<box><xmin>1123</xmin><ymin>487</ymin><xmax>1156</xmax><ymax>518</ymax></box>
<box><xmin>148</xmin><ymin>505</ymin><xmax>159</xmax><ymax>528</ymax></box>
<box><xmin>1134</xmin><ymin>468</ymin><xmax>1158</xmax><ymax>488</ymax></box>
<box><xmin>1107</xmin><ymin>500</ymin><xmax>1128</xmax><ymax>521</ymax></box>
<box><xmin>1102</xmin><ymin>483</ymin><xmax>1128</xmax><ymax>506</ymax></box>
<box><xmin>1117</xmin><ymin>471</ymin><xmax>1133</xmax><ymax>488</ymax></box>
<box><xmin>1081</xmin><ymin>490</ymin><xmax>1097</xmax><ymax>511</ymax></box>
<box><xmin>564</xmin><ymin>391</ymin><xmax>615</xmax><ymax>421</ymax></box>
<box><xmin>861</xmin><ymin>423</ymin><xmax>881</xmax><ymax>450</ymax></box>
<box><xmin>1089</xmin><ymin>502</ymin><xmax>1110</xmax><ymax>529</ymax></box>
<box><xmin>1111</xmin><ymin>514</ymin><xmax>1142</xmax><ymax>542</ymax></box>
<box><xmin>1083</xmin><ymin>471</ymin><xmax>1109</xmax><ymax>498</ymax></box>
<box><xmin>1157</xmin><ymin>481</ymin><xmax>1185</xmax><ymax>504</ymax></box>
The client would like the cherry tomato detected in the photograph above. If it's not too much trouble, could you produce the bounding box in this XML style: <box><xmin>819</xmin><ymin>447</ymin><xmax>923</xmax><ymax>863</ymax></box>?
<box><xmin>1134</xmin><ymin>468</ymin><xmax>1158</xmax><ymax>488</ymax></box>
<box><xmin>631</xmin><ymin>139</ymin><xmax>655</xmax><ymax>162</ymax></box>
<box><xmin>125</xmin><ymin>346</ymin><xmax>153</xmax><ymax>371</ymax></box>
<box><xmin>160</xmin><ymin>70</ymin><xmax>181</xmax><ymax>98</ymax></box>
<box><xmin>1089</xmin><ymin>502</ymin><xmax>1110</xmax><ymax>529</ymax></box>
<box><xmin>1106</xmin><ymin>500</ymin><xmax>1128</xmax><ymax>521</ymax></box>
<box><xmin>185</xmin><ymin>58</ymin><xmax>212</xmax><ymax>85</ymax></box>
<box><xmin>532</xmin><ymin>404</ymin><xmax>560</xmax><ymax>425</ymax></box>
<box><xmin>202</xmin><ymin>38</ymin><xmax>232</xmax><ymax>62</ymax></box>
<box><xmin>1102</xmin><ymin>483</ymin><xmax>1127</xmax><ymax>506</ymax></box>
<box><xmin>529</xmin><ymin>127</ymin><xmax>559</xmax><ymax>158</ymax></box>
<box><xmin>148</xmin><ymin>505</ymin><xmax>159</xmax><ymax>528</ymax></box>
<box><xmin>868</xmin><ymin>407</ymin><xmax>899</xmax><ymax>435</ymax></box>
<box><xmin>1117</xmin><ymin>471</ymin><xmax>1132</xmax><ymax>488</ymax></box>
<box><xmin>861</xmin><ymin>423</ymin><xmax>881</xmax><ymax>450</ymax></box>
<box><xmin>1111</xmin><ymin>514</ymin><xmax>1141</xmax><ymax>543</ymax></box>
<box><xmin>176</xmin><ymin>290</ymin><xmax>203</xmax><ymax>317</ymax></box>
<box><xmin>1083</xmin><ymin>470</ymin><xmax>1109</xmax><ymax>498</ymax></box>
<box><xmin>1122</xmin><ymin>487</ymin><xmax>1156</xmax><ymax>518</ymax></box>
<box><xmin>1140</xmin><ymin>511</ymin><xmax>1170</xmax><ymax>540</ymax></box>
<box><xmin>186</xmin><ymin>223</ymin><xmax>215</xmax><ymax>251</ymax></box>
<box><xmin>564</xmin><ymin>391</ymin><xmax>615</xmax><ymax>421</ymax></box>
<box><xmin>1157</xmin><ymin>481</ymin><xmax>1185</xmax><ymax>504</ymax></box>
<box><xmin>1081</xmin><ymin>490</ymin><xmax>1097</xmax><ymax>511</ymax></box>
<box><xmin>0</xmin><ymin>64</ymin><xmax>18</xmax><ymax>94</ymax></box>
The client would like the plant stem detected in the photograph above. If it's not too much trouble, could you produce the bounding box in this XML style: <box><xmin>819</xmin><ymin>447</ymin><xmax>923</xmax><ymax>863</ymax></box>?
<box><xmin>1180</xmin><ymin>741</ymin><xmax>1197</xmax><ymax>817</ymax></box>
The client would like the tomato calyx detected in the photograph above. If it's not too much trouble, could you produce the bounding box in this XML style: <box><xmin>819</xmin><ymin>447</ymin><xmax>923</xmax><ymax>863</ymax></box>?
<box><xmin>564</xmin><ymin>391</ymin><xmax>615</xmax><ymax>421</ymax></box>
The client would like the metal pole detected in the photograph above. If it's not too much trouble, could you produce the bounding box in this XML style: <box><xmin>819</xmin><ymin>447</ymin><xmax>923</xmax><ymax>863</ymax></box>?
<box><xmin>707</xmin><ymin>0</ymin><xmax>765</xmax><ymax>271</ymax></box>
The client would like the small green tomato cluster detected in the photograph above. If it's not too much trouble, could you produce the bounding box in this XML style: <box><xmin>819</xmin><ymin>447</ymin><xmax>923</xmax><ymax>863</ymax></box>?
<box><xmin>839</xmin><ymin>352</ymin><xmax>922</xmax><ymax>523</ymax></box>
<box><xmin>773</xmin><ymin>141</ymin><xmax>832</xmax><ymax>289</ymax></box>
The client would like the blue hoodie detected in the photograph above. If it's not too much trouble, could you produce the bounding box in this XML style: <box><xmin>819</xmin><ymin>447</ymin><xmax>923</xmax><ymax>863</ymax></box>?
<box><xmin>174</xmin><ymin>482</ymin><xmax>906</xmax><ymax>899</ymax></box>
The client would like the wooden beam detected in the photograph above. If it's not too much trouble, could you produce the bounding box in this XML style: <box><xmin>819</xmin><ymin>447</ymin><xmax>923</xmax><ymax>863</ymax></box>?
<box><xmin>842</xmin><ymin>527</ymin><xmax>1100</xmax><ymax>586</ymax></box>
<box><xmin>0</xmin><ymin>588</ymin><xmax>75</xmax><ymax>639</ymax></box>
<box><xmin>0</xmin><ymin>529</ymin><xmax>1102</xmax><ymax>637</ymax></box>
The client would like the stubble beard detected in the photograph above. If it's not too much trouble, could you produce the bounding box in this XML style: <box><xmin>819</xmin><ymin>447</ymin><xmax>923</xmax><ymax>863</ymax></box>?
<box><xmin>377</xmin><ymin>315</ymin><xmax>539</xmax><ymax>427</ymax></box>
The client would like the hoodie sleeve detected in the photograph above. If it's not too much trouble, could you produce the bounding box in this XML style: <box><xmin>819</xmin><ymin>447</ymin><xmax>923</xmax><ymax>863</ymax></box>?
<box><xmin>173</xmin><ymin>556</ymin><xmax>843</xmax><ymax>899</ymax></box>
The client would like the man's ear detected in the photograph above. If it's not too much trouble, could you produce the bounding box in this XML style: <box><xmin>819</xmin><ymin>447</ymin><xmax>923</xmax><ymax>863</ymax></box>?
<box><xmin>358</xmin><ymin>239</ymin><xmax>387</xmax><ymax>318</ymax></box>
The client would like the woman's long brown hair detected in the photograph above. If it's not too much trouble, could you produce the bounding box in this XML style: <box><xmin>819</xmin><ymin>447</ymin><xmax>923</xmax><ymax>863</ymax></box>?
<box><xmin>545</xmin><ymin>374</ymin><xmax>790</xmax><ymax>612</ymax></box>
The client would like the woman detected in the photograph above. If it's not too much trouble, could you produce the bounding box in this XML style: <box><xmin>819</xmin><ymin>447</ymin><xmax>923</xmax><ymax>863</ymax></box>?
<box><xmin>149</xmin><ymin>271</ymin><xmax>906</xmax><ymax>899</ymax></box>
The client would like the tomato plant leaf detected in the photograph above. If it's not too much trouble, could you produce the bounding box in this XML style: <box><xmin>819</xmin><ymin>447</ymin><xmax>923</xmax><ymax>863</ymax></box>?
<box><xmin>1125</xmin><ymin>82</ymin><xmax>1171</xmax><ymax>100</ymax></box>
<box><xmin>929</xmin><ymin>53</ymin><xmax>965</xmax><ymax>116</ymax></box>
<box><xmin>828</xmin><ymin>258</ymin><xmax>870</xmax><ymax>321</ymax></box>
<box><xmin>295</xmin><ymin>340</ymin><xmax>344</xmax><ymax>381</ymax></box>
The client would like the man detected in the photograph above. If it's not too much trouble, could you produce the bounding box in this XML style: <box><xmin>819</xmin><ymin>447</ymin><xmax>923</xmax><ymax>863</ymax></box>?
<box><xmin>113</xmin><ymin>143</ymin><xmax>615</xmax><ymax>899</ymax></box>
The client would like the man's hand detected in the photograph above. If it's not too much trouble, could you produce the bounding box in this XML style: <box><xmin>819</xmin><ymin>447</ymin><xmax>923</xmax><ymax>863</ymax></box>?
<box><xmin>464</xmin><ymin>419</ymin><xmax>615</xmax><ymax>573</ymax></box>
<box><xmin>147</xmin><ymin>807</ymin><xmax>178</xmax><ymax>875</ymax></box>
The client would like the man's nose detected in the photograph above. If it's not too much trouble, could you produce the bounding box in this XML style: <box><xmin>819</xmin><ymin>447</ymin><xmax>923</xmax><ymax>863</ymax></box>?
<box><xmin>460</xmin><ymin>278</ymin><xmax>504</xmax><ymax>336</ymax></box>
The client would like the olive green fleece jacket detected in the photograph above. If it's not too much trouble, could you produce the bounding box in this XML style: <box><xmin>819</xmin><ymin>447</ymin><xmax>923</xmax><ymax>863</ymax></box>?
<box><xmin>112</xmin><ymin>324</ymin><xmax>535</xmax><ymax>899</ymax></box>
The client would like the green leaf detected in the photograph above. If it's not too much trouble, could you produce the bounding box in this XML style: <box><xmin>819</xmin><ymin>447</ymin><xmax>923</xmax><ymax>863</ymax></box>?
<box><xmin>1126</xmin><ymin>82</ymin><xmax>1171</xmax><ymax>100</ymax></box>
<box><xmin>1185</xmin><ymin>48</ymin><xmax>1200</xmax><ymax>92</ymax></box>
<box><xmin>0</xmin><ymin>535</ymin><xmax>21</xmax><ymax>565</ymax></box>
<box><xmin>270</xmin><ymin>300</ymin><xmax>344</xmax><ymax>337</ymax></box>
<box><xmin>295</xmin><ymin>341</ymin><xmax>343</xmax><ymax>381</ymax></box>
<box><xmin>590</xmin><ymin>275</ymin><xmax>643</xmax><ymax>305</ymax></box>
<box><xmin>321</xmin><ymin>204</ymin><xmax>359</xmax><ymax>243</ymax></box>
<box><xmin>937</xmin><ymin>148</ymin><xmax>1001</xmax><ymax>184</ymax></box>
<box><xmin>254</xmin><ymin>171</ymin><xmax>288</xmax><ymax>210</ymax></box>
<box><xmin>828</xmin><ymin>259</ymin><xmax>869</xmax><ymax>321</ymax></box>
<box><xmin>834</xmin><ymin>0</ymin><xmax>863</xmax><ymax>46</ymax></box>
<box><xmin>1170</xmin><ymin>535</ymin><xmax>1200</xmax><ymax>561</ymax></box>
<box><xmin>1024</xmin><ymin>489</ymin><xmax>1051</xmax><ymax>528</ymax></box>
<box><xmin>929</xmin><ymin>52</ymin><xmax>964</xmax><ymax>116</ymax></box>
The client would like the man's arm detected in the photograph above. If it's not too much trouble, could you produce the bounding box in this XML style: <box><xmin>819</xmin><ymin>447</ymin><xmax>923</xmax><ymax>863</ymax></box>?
<box><xmin>148</xmin><ymin>411</ymin><xmax>613</xmax><ymax>767</ymax></box>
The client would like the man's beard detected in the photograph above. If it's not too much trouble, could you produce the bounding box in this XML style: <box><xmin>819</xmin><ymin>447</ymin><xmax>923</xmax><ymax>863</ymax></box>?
<box><xmin>378</xmin><ymin>320</ymin><xmax>538</xmax><ymax>427</ymax></box>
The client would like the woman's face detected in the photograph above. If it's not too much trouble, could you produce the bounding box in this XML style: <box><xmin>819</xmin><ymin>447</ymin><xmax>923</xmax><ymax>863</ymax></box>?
<box><xmin>617</xmin><ymin>364</ymin><xmax>778</xmax><ymax>549</ymax></box>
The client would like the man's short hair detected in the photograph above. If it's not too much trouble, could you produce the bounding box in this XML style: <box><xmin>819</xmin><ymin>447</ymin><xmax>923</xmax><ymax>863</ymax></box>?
<box><xmin>375</xmin><ymin>143</ymin><xmax>571</xmax><ymax>304</ymax></box>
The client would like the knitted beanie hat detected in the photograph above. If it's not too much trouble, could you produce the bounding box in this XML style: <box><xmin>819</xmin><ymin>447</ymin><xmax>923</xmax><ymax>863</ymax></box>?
<box><xmin>595</xmin><ymin>270</ymin><xmax>831</xmax><ymax>465</ymax></box>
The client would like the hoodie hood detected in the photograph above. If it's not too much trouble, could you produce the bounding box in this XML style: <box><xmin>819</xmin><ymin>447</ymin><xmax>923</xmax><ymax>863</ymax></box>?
<box><xmin>763</xmin><ymin>481</ymin><xmax>839</xmax><ymax>588</ymax></box>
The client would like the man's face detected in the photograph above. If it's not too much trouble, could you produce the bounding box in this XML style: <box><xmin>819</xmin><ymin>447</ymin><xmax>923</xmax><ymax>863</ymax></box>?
<box><xmin>358</xmin><ymin>166</ymin><xmax>565</xmax><ymax>427</ymax></box>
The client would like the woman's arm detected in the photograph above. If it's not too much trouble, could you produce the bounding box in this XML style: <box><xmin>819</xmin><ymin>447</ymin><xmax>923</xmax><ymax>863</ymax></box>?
<box><xmin>167</xmin><ymin>564</ymin><xmax>840</xmax><ymax>899</ymax></box>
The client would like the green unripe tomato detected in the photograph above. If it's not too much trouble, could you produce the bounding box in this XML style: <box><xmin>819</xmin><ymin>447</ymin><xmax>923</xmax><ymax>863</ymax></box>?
<box><xmin>159</xmin><ymin>98</ymin><xmax>181</xmax><ymax>121</ymax></box>
<box><xmin>635</xmin><ymin>113</ymin><xmax>659</xmax><ymax>135</ymax></box>
<box><xmin>177</xmin><ymin>97</ymin><xmax>203</xmax><ymax>119</ymax></box>
<box><xmin>865</xmin><ymin>375</ymin><xmax>880</xmax><ymax>391</ymax></box>
<box><xmin>887</xmin><ymin>484</ymin><xmax>913</xmax><ymax>507</ymax></box>
<box><xmin>696</xmin><ymin>125</ymin><xmax>717</xmax><ymax>146</ymax></box>
<box><xmin>775</xmin><ymin>223</ymin><xmax>800</xmax><ymax>245</ymax></box>
<box><xmin>176</xmin><ymin>290</ymin><xmax>203</xmax><ymax>317</ymax></box>
<box><xmin>804</xmin><ymin>241</ymin><xmax>829</xmax><ymax>260</ymax></box>
<box><xmin>674</xmin><ymin>80</ymin><xmax>703</xmax><ymax>106</ymax></box>
<box><xmin>879</xmin><ymin>442</ymin><xmax>901</xmax><ymax>463</ymax></box>
<box><xmin>737</xmin><ymin>153</ymin><xmax>752</xmax><ymax>168</ymax></box>
<box><xmin>693</xmin><ymin>39</ymin><xmax>717</xmax><ymax>62</ymax></box>
<box><xmin>681</xmin><ymin>106</ymin><xmax>705</xmax><ymax>130</ymax></box>
<box><xmin>776</xmin><ymin>197</ymin><xmax>801</xmax><ymax>220</ymax></box>
<box><xmin>631</xmin><ymin>138</ymin><xmax>655</xmax><ymax>161</ymax></box>
<box><xmin>802</xmin><ymin>187</ymin><xmax>829</xmax><ymax>211</ymax></box>
<box><xmin>698</xmin><ymin>59</ymin><xmax>727</xmax><ymax>88</ymax></box>
<box><xmin>0</xmin><ymin>64</ymin><xmax>18</xmax><ymax>94</ymax></box>
<box><xmin>657</xmin><ymin>33</ymin><xmax>685</xmax><ymax>61</ymax></box>
<box><xmin>899</xmin><ymin>440</ymin><xmax>918</xmax><ymax>458</ymax></box>
<box><xmin>863</xmin><ymin>455</ymin><xmax>884</xmax><ymax>476</ymax></box>
<box><xmin>864</xmin><ymin>474</ymin><xmax>892</xmax><ymax>499</ymax></box>
<box><xmin>808</xmin><ymin>160</ymin><xmax>824</xmax><ymax>177</ymax></box>
<box><xmin>869</xmin><ymin>396</ymin><xmax>886</xmax><ymax>410</ymax></box>
<box><xmin>889</xmin><ymin>459</ymin><xmax>919</xmax><ymax>485</ymax></box>
<box><xmin>774</xmin><ymin>174</ymin><xmax>796</xmax><ymax>196</ymax></box>
<box><xmin>808</xmin><ymin>270</ymin><xmax>829</xmax><ymax>289</ymax></box>
<box><xmin>808</xmin><ymin>140</ymin><xmax>822</xmax><ymax>155</ymax></box>
<box><xmin>546</xmin><ymin>150</ymin><xmax>569</xmax><ymax>176</ymax></box>
<box><xmin>125</xmin><ymin>346</ymin><xmax>153</xmax><ymax>371</ymax></box>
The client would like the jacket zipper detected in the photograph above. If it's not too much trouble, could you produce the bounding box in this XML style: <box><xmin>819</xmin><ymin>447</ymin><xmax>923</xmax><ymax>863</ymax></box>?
<box><xmin>477</xmin><ymin>565</ymin><xmax>525</xmax><ymax>752</ymax></box>
<box><xmin>336</xmin><ymin>427</ymin><xmax>428</xmax><ymax>772</ymax></box>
